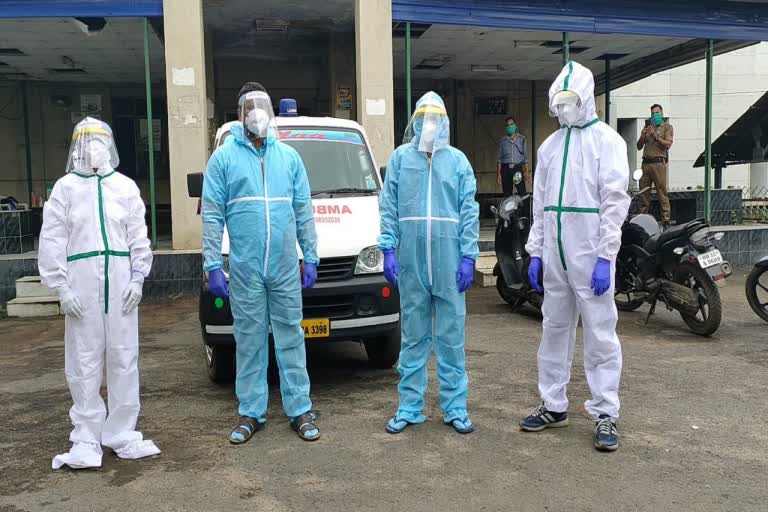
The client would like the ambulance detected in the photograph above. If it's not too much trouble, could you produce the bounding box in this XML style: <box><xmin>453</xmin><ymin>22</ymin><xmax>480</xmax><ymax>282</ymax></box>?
<box><xmin>188</xmin><ymin>115</ymin><xmax>401</xmax><ymax>382</ymax></box>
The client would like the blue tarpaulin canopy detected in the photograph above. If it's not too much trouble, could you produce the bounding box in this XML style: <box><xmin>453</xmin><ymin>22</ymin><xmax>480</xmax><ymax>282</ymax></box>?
<box><xmin>392</xmin><ymin>0</ymin><xmax>768</xmax><ymax>41</ymax></box>
<box><xmin>0</xmin><ymin>0</ymin><xmax>162</xmax><ymax>18</ymax></box>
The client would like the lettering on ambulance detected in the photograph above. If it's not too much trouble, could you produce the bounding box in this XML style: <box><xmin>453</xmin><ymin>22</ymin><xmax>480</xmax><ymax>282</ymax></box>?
<box><xmin>313</xmin><ymin>204</ymin><xmax>352</xmax><ymax>224</ymax></box>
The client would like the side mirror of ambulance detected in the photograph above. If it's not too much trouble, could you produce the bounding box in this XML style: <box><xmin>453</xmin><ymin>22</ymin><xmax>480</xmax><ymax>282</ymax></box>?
<box><xmin>632</xmin><ymin>169</ymin><xmax>643</xmax><ymax>182</ymax></box>
<box><xmin>187</xmin><ymin>172</ymin><xmax>204</xmax><ymax>198</ymax></box>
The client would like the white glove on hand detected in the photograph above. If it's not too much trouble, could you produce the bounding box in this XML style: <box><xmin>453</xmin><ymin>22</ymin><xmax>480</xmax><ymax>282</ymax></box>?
<box><xmin>122</xmin><ymin>281</ymin><xmax>143</xmax><ymax>314</ymax></box>
<box><xmin>58</xmin><ymin>287</ymin><xmax>83</xmax><ymax>319</ymax></box>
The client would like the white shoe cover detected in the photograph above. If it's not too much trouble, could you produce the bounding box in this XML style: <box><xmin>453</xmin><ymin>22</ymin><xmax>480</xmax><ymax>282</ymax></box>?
<box><xmin>115</xmin><ymin>439</ymin><xmax>161</xmax><ymax>460</ymax></box>
<box><xmin>52</xmin><ymin>442</ymin><xmax>103</xmax><ymax>470</ymax></box>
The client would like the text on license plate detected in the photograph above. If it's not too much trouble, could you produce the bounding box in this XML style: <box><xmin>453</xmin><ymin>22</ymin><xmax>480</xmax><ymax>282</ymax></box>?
<box><xmin>697</xmin><ymin>249</ymin><xmax>723</xmax><ymax>269</ymax></box>
<box><xmin>302</xmin><ymin>319</ymin><xmax>330</xmax><ymax>338</ymax></box>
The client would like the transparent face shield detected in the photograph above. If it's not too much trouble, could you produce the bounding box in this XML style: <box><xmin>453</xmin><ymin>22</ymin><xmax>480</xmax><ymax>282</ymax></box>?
<box><xmin>66</xmin><ymin>117</ymin><xmax>119</xmax><ymax>173</ymax></box>
<box><xmin>551</xmin><ymin>90</ymin><xmax>582</xmax><ymax>127</ymax></box>
<box><xmin>239</xmin><ymin>91</ymin><xmax>276</xmax><ymax>140</ymax></box>
<box><xmin>403</xmin><ymin>100</ymin><xmax>450</xmax><ymax>154</ymax></box>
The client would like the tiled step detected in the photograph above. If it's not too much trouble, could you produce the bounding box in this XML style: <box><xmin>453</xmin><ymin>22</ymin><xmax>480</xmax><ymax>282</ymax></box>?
<box><xmin>15</xmin><ymin>275</ymin><xmax>50</xmax><ymax>298</ymax></box>
<box><xmin>474</xmin><ymin>251</ymin><xmax>497</xmax><ymax>288</ymax></box>
<box><xmin>6</xmin><ymin>296</ymin><xmax>60</xmax><ymax>318</ymax></box>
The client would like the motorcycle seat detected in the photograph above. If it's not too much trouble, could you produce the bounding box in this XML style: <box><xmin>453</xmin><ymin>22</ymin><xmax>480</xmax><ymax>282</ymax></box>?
<box><xmin>643</xmin><ymin>220</ymin><xmax>704</xmax><ymax>253</ymax></box>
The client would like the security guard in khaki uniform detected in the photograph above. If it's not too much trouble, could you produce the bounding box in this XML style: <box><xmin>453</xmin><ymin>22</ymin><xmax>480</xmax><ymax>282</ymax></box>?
<box><xmin>637</xmin><ymin>104</ymin><xmax>674</xmax><ymax>227</ymax></box>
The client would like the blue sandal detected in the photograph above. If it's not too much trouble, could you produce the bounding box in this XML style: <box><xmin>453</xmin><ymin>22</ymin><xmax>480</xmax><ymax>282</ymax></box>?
<box><xmin>229</xmin><ymin>416</ymin><xmax>265</xmax><ymax>444</ymax></box>
<box><xmin>448</xmin><ymin>416</ymin><xmax>476</xmax><ymax>434</ymax></box>
<box><xmin>385</xmin><ymin>416</ymin><xmax>412</xmax><ymax>434</ymax></box>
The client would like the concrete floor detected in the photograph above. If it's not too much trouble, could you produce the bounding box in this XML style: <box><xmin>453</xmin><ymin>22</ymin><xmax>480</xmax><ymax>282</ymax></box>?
<box><xmin>1</xmin><ymin>272</ymin><xmax>767</xmax><ymax>511</ymax></box>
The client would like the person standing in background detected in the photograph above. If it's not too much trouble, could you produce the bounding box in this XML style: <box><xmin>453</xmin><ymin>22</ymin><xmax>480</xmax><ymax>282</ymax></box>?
<box><xmin>496</xmin><ymin>116</ymin><xmax>530</xmax><ymax>196</ymax></box>
<box><xmin>637</xmin><ymin>104</ymin><xmax>674</xmax><ymax>228</ymax></box>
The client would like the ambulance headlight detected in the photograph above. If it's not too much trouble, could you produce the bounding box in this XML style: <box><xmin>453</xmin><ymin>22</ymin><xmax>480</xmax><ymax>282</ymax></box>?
<box><xmin>355</xmin><ymin>246</ymin><xmax>384</xmax><ymax>274</ymax></box>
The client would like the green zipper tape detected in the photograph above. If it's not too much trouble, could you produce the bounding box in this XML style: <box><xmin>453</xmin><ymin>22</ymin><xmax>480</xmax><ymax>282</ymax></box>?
<box><xmin>544</xmin><ymin>206</ymin><xmax>600</xmax><ymax>214</ymax></box>
<box><xmin>71</xmin><ymin>171</ymin><xmax>118</xmax><ymax>314</ymax></box>
<box><xmin>552</xmin><ymin>118</ymin><xmax>602</xmax><ymax>271</ymax></box>
<box><xmin>563</xmin><ymin>60</ymin><xmax>574</xmax><ymax>91</ymax></box>
<box><xmin>556</xmin><ymin>128</ymin><xmax>572</xmax><ymax>271</ymax></box>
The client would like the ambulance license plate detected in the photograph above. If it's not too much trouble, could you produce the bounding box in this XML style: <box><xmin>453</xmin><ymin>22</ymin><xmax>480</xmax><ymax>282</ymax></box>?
<box><xmin>302</xmin><ymin>319</ymin><xmax>330</xmax><ymax>338</ymax></box>
<box><xmin>697</xmin><ymin>249</ymin><xmax>723</xmax><ymax>269</ymax></box>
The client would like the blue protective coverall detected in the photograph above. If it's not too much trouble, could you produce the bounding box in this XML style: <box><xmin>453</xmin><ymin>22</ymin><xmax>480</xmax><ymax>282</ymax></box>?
<box><xmin>378</xmin><ymin>92</ymin><xmax>480</xmax><ymax>424</ymax></box>
<box><xmin>202</xmin><ymin>123</ymin><xmax>318</xmax><ymax>422</ymax></box>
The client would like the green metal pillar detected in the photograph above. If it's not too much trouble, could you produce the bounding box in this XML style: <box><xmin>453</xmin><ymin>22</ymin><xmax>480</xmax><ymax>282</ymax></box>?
<box><xmin>405</xmin><ymin>22</ymin><xmax>412</xmax><ymax>119</ymax></box>
<box><xmin>21</xmin><ymin>82</ymin><xmax>33</xmax><ymax>206</ymax></box>
<box><xmin>704</xmin><ymin>39</ymin><xmax>713</xmax><ymax>224</ymax></box>
<box><xmin>562</xmin><ymin>32</ymin><xmax>570</xmax><ymax>65</ymax></box>
<box><xmin>143</xmin><ymin>17</ymin><xmax>157</xmax><ymax>247</ymax></box>
<box><xmin>531</xmin><ymin>81</ymin><xmax>537</xmax><ymax>171</ymax></box>
<box><xmin>604</xmin><ymin>58</ymin><xmax>611</xmax><ymax>125</ymax></box>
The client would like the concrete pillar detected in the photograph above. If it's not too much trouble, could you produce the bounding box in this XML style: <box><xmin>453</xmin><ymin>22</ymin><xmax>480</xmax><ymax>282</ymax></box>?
<box><xmin>750</xmin><ymin>162</ymin><xmax>768</xmax><ymax>192</ymax></box>
<box><xmin>163</xmin><ymin>0</ymin><xmax>208</xmax><ymax>250</ymax></box>
<box><xmin>354</xmin><ymin>0</ymin><xmax>395</xmax><ymax>169</ymax></box>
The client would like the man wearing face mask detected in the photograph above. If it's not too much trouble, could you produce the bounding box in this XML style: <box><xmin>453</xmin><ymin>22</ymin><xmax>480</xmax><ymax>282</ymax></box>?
<box><xmin>379</xmin><ymin>91</ymin><xmax>480</xmax><ymax>435</ymax></box>
<box><xmin>520</xmin><ymin>62</ymin><xmax>630</xmax><ymax>452</ymax></box>
<box><xmin>496</xmin><ymin>116</ymin><xmax>529</xmax><ymax>196</ymax></box>
<box><xmin>637</xmin><ymin>104</ymin><xmax>674</xmax><ymax>228</ymax></box>
<box><xmin>39</xmin><ymin>117</ymin><xmax>159</xmax><ymax>469</ymax></box>
<box><xmin>202</xmin><ymin>82</ymin><xmax>320</xmax><ymax>444</ymax></box>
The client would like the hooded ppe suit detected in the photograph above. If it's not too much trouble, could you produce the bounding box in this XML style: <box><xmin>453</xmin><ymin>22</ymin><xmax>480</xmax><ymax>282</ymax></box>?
<box><xmin>39</xmin><ymin>117</ymin><xmax>159</xmax><ymax>469</ymax></box>
<box><xmin>379</xmin><ymin>92</ymin><xmax>480</xmax><ymax>424</ymax></box>
<box><xmin>202</xmin><ymin>112</ymin><xmax>318</xmax><ymax>423</ymax></box>
<box><xmin>526</xmin><ymin>62</ymin><xmax>630</xmax><ymax>420</ymax></box>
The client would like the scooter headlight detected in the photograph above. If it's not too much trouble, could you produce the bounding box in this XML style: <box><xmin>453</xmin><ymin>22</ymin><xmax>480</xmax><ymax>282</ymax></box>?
<box><xmin>355</xmin><ymin>246</ymin><xmax>384</xmax><ymax>274</ymax></box>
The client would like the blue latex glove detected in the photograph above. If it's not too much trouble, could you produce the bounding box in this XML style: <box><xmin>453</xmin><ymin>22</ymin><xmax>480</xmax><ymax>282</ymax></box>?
<box><xmin>528</xmin><ymin>256</ymin><xmax>543</xmax><ymax>294</ymax></box>
<box><xmin>208</xmin><ymin>268</ymin><xmax>229</xmax><ymax>298</ymax></box>
<box><xmin>591</xmin><ymin>257</ymin><xmax>611</xmax><ymax>296</ymax></box>
<box><xmin>456</xmin><ymin>257</ymin><xmax>475</xmax><ymax>293</ymax></box>
<box><xmin>383</xmin><ymin>249</ymin><xmax>398</xmax><ymax>287</ymax></box>
<box><xmin>302</xmin><ymin>263</ymin><xmax>317</xmax><ymax>289</ymax></box>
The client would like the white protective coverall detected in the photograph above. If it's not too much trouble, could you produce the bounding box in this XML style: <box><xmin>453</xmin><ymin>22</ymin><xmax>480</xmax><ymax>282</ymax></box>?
<box><xmin>525</xmin><ymin>61</ymin><xmax>630</xmax><ymax>419</ymax></box>
<box><xmin>39</xmin><ymin>118</ymin><xmax>159</xmax><ymax>469</ymax></box>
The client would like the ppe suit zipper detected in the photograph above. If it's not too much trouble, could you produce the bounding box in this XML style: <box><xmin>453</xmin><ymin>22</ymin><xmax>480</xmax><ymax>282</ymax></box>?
<box><xmin>556</xmin><ymin>128</ymin><xmax>572</xmax><ymax>271</ymax></box>
<box><xmin>426</xmin><ymin>155</ymin><xmax>433</xmax><ymax>287</ymax></box>
<box><xmin>261</xmin><ymin>155</ymin><xmax>271</xmax><ymax>278</ymax></box>
<box><xmin>70</xmin><ymin>171</ymin><xmax>117</xmax><ymax>314</ymax></box>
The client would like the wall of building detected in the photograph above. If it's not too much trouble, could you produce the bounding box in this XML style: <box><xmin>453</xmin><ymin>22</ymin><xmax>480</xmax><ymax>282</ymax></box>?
<box><xmin>0</xmin><ymin>82</ymin><xmax>171</xmax><ymax>206</ymax></box>
<box><xmin>395</xmin><ymin>78</ymin><xmax>560</xmax><ymax>194</ymax></box>
<box><xmin>609</xmin><ymin>42</ymin><xmax>768</xmax><ymax>190</ymax></box>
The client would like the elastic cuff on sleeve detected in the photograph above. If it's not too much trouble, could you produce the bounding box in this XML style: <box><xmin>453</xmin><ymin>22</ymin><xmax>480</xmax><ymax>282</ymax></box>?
<box><xmin>131</xmin><ymin>270</ymin><xmax>145</xmax><ymax>284</ymax></box>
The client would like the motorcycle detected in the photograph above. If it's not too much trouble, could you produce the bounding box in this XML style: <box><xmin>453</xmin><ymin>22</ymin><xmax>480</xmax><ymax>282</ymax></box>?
<box><xmin>491</xmin><ymin>171</ymin><xmax>543</xmax><ymax>313</ymax></box>
<box><xmin>745</xmin><ymin>256</ymin><xmax>768</xmax><ymax>323</ymax></box>
<box><xmin>615</xmin><ymin>170</ymin><xmax>732</xmax><ymax>336</ymax></box>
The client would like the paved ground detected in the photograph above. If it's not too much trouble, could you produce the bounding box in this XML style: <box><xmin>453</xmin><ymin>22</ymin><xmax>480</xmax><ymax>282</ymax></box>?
<box><xmin>1</xmin><ymin>272</ymin><xmax>767</xmax><ymax>512</ymax></box>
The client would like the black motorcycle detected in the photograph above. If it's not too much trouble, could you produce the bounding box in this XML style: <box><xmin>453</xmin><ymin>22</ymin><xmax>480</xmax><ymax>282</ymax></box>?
<box><xmin>615</xmin><ymin>182</ymin><xmax>732</xmax><ymax>336</ymax></box>
<box><xmin>491</xmin><ymin>181</ymin><xmax>543</xmax><ymax>313</ymax></box>
<box><xmin>746</xmin><ymin>256</ymin><xmax>768</xmax><ymax>323</ymax></box>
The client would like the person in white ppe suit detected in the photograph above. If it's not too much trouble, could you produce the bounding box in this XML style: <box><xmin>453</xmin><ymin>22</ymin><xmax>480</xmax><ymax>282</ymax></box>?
<box><xmin>39</xmin><ymin>117</ymin><xmax>160</xmax><ymax>469</ymax></box>
<box><xmin>519</xmin><ymin>61</ymin><xmax>630</xmax><ymax>451</ymax></box>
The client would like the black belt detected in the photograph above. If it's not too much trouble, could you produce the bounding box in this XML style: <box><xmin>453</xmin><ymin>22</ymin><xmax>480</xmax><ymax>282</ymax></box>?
<box><xmin>642</xmin><ymin>157</ymin><xmax>667</xmax><ymax>164</ymax></box>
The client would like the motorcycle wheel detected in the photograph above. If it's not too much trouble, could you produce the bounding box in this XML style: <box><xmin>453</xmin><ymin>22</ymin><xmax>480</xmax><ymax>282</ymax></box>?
<box><xmin>614</xmin><ymin>291</ymin><xmax>646</xmax><ymax>312</ymax></box>
<box><xmin>496</xmin><ymin>275</ymin><xmax>526</xmax><ymax>312</ymax></box>
<box><xmin>673</xmin><ymin>262</ymin><xmax>722</xmax><ymax>337</ymax></box>
<box><xmin>745</xmin><ymin>266</ymin><xmax>768</xmax><ymax>323</ymax></box>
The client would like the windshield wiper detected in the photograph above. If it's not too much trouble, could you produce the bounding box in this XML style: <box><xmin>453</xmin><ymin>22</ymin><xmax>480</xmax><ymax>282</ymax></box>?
<box><xmin>311</xmin><ymin>187</ymin><xmax>378</xmax><ymax>197</ymax></box>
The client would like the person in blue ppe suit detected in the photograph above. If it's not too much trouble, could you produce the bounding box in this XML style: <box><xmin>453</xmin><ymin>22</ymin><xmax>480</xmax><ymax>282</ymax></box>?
<box><xmin>379</xmin><ymin>91</ymin><xmax>480</xmax><ymax>434</ymax></box>
<box><xmin>202</xmin><ymin>82</ymin><xmax>320</xmax><ymax>443</ymax></box>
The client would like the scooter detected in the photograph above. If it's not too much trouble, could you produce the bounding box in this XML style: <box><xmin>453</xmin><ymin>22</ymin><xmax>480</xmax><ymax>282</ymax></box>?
<box><xmin>491</xmin><ymin>171</ymin><xmax>543</xmax><ymax>313</ymax></box>
<box><xmin>746</xmin><ymin>257</ymin><xmax>768</xmax><ymax>323</ymax></box>
<box><xmin>615</xmin><ymin>170</ymin><xmax>732</xmax><ymax>336</ymax></box>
